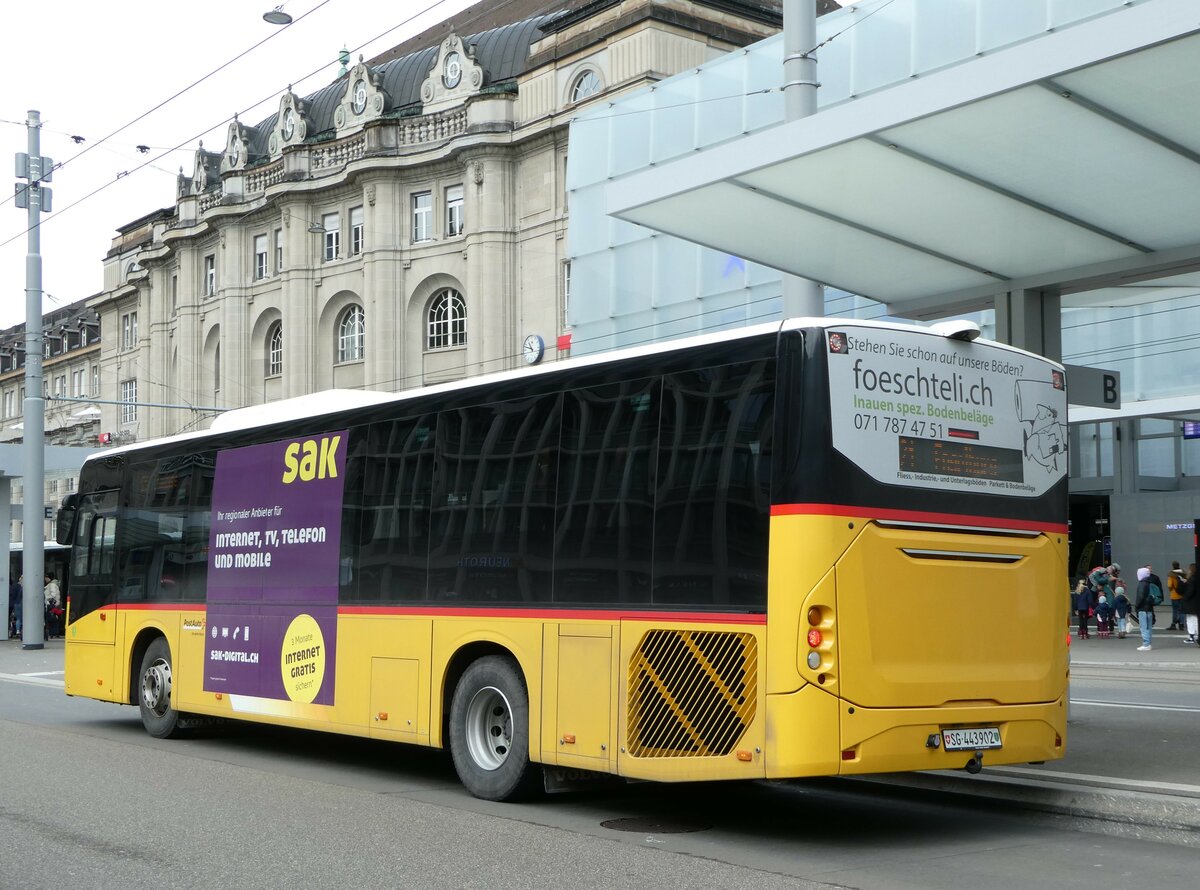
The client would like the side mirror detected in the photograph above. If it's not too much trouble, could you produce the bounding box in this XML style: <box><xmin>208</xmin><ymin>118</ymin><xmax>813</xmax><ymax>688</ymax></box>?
<box><xmin>56</xmin><ymin>493</ymin><xmax>79</xmax><ymax>545</ymax></box>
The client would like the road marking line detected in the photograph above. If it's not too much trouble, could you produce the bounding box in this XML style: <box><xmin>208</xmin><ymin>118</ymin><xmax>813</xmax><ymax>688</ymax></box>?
<box><xmin>22</xmin><ymin>670</ymin><xmax>64</xmax><ymax>677</ymax></box>
<box><xmin>0</xmin><ymin>671</ymin><xmax>64</xmax><ymax>689</ymax></box>
<box><xmin>1070</xmin><ymin>698</ymin><xmax>1200</xmax><ymax>714</ymax></box>
<box><xmin>990</xmin><ymin>765</ymin><xmax>1200</xmax><ymax>796</ymax></box>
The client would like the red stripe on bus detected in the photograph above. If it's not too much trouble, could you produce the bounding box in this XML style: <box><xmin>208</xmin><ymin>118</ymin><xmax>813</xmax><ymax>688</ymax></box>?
<box><xmin>103</xmin><ymin>602</ymin><xmax>764</xmax><ymax>624</ymax></box>
<box><xmin>770</xmin><ymin>503</ymin><xmax>1066</xmax><ymax>534</ymax></box>
<box><xmin>106</xmin><ymin>603</ymin><xmax>190</xmax><ymax>611</ymax></box>
<box><xmin>337</xmin><ymin>606</ymin><xmax>766</xmax><ymax>623</ymax></box>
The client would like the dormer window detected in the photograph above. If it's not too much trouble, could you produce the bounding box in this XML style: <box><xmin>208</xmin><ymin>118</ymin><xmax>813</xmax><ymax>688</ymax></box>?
<box><xmin>282</xmin><ymin>108</ymin><xmax>296</xmax><ymax>140</ymax></box>
<box><xmin>352</xmin><ymin>79</ymin><xmax>368</xmax><ymax>114</ymax></box>
<box><xmin>443</xmin><ymin>52</ymin><xmax>462</xmax><ymax>89</ymax></box>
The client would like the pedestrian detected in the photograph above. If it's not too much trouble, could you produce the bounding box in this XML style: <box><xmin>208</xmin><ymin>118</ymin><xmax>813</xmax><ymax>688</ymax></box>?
<box><xmin>1167</xmin><ymin>561</ymin><xmax>1186</xmax><ymax>630</ymax></box>
<box><xmin>1095</xmin><ymin>594</ymin><xmax>1113</xmax><ymax>638</ymax></box>
<box><xmin>1135</xmin><ymin>566</ymin><xmax>1156</xmax><ymax>651</ymax></box>
<box><xmin>43</xmin><ymin>572</ymin><xmax>62</xmax><ymax>639</ymax></box>
<box><xmin>1113</xmin><ymin>585</ymin><xmax>1131</xmax><ymax>639</ymax></box>
<box><xmin>8</xmin><ymin>576</ymin><xmax>21</xmax><ymax>638</ymax></box>
<box><xmin>1074</xmin><ymin>577</ymin><xmax>1096</xmax><ymax>639</ymax></box>
<box><xmin>1088</xmin><ymin>564</ymin><xmax>1115</xmax><ymax>600</ymax></box>
<box><xmin>11</xmin><ymin>578</ymin><xmax>21</xmax><ymax>642</ymax></box>
<box><xmin>1109</xmin><ymin>563</ymin><xmax>1123</xmax><ymax>589</ymax></box>
<box><xmin>1181</xmin><ymin>563</ymin><xmax>1199</xmax><ymax>645</ymax></box>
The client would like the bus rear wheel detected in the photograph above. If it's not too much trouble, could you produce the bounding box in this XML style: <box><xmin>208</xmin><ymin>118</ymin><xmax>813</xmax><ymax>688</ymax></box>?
<box><xmin>138</xmin><ymin>637</ymin><xmax>183</xmax><ymax>739</ymax></box>
<box><xmin>449</xmin><ymin>656</ymin><xmax>539</xmax><ymax>801</ymax></box>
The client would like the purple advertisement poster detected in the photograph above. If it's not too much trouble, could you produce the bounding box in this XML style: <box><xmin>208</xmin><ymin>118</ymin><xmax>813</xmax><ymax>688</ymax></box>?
<box><xmin>203</xmin><ymin>430</ymin><xmax>348</xmax><ymax>706</ymax></box>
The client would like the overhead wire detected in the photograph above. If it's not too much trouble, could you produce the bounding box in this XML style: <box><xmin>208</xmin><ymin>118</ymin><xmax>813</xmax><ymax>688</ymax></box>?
<box><xmin>0</xmin><ymin>0</ymin><xmax>336</xmax><ymax>206</ymax></box>
<box><xmin>0</xmin><ymin>0</ymin><xmax>464</xmax><ymax>253</ymax></box>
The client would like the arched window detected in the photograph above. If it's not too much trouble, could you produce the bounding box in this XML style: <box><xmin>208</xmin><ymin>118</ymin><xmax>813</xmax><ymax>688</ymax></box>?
<box><xmin>214</xmin><ymin>343</ymin><xmax>221</xmax><ymax>392</ymax></box>
<box><xmin>570</xmin><ymin>70</ymin><xmax>601</xmax><ymax>103</ymax></box>
<box><xmin>267</xmin><ymin>322</ymin><xmax>283</xmax><ymax>376</ymax></box>
<box><xmin>338</xmin><ymin>305</ymin><xmax>365</xmax><ymax>363</ymax></box>
<box><xmin>427</xmin><ymin>289</ymin><xmax>466</xmax><ymax>350</ymax></box>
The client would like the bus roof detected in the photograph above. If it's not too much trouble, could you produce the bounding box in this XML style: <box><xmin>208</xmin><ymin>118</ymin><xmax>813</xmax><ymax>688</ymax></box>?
<box><xmin>7</xmin><ymin>541</ymin><xmax>71</xmax><ymax>553</ymax></box>
<box><xmin>86</xmin><ymin>316</ymin><xmax>1060</xmax><ymax>463</ymax></box>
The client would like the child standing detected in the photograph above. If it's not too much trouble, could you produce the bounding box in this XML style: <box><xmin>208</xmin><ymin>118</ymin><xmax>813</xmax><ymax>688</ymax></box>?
<box><xmin>1095</xmin><ymin>595</ymin><xmax>1113</xmax><ymax>638</ymax></box>
<box><xmin>1113</xmin><ymin>585</ymin><xmax>1131</xmax><ymax>639</ymax></box>
<box><xmin>1074</xmin><ymin>578</ymin><xmax>1096</xmax><ymax>639</ymax></box>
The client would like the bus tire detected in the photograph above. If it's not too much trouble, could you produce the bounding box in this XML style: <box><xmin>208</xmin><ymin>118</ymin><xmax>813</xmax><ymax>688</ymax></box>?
<box><xmin>138</xmin><ymin>637</ymin><xmax>183</xmax><ymax>739</ymax></box>
<box><xmin>448</xmin><ymin>655</ymin><xmax>539</xmax><ymax>801</ymax></box>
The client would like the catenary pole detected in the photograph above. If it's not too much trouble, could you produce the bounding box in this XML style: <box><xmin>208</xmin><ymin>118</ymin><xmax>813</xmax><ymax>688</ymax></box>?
<box><xmin>782</xmin><ymin>0</ymin><xmax>824</xmax><ymax>317</ymax></box>
<box><xmin>21</xmin><ymin>110</ymin><xmax>46</xmax><ymax>650</ymax></box>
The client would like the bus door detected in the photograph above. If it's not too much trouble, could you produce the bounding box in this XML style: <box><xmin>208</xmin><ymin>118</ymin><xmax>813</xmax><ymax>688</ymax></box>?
<box><xmin>64</xmin><ymin>490</ymin><xmax>120</xmax><ymax>699</ymax></box>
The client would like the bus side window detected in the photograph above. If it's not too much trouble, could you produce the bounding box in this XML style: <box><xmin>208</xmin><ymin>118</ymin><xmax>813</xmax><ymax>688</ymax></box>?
<box><xmin>353</xmin><ymin>416</ymin><xmax>436</xmax><ymax>603</ymax></box>
<box><xmin>68</xmin><ymin>490</ymin><xmax>119</xmax><ymax>623</ymax></box>
<box><xmin>118</xmin><ymin>455</ymin><xmax>214</xmax><ymax>605</ymax></box>
<box><xmin>429</xmin><ymin>395</ymin><xmax>560</xmax><ymax>604</ymax></box>
<box><xmin>653</xmin><ymin>360</ymin><xmax>774</xmax><ymax>608</ymax></box>
<box><xmin>554</xmin><ymin>378</ymin><xmax>659</xmax><ymax>606</ymax></box>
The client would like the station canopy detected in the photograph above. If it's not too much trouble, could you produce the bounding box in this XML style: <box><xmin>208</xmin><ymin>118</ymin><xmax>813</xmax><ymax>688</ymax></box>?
<box><xmin>607</xmin><ymin>0</ymin><xmax>1200</xmax><ymax>321</ymax></box>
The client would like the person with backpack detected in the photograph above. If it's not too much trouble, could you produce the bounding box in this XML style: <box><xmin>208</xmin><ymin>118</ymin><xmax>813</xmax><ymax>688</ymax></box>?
<box><xmin>1181</xmin><ymin>563</ymin><xmax>1199</xmax><ymax>645</ymax></box>
<box><xmin>1167</xmin><ymin>561</ymin><xmax>1187</xmax><ymax>630</ymax></box>
<box><xmin>1073</xmin><ymin>577</ymin><xmax>1096</xmax><ymax>639</ymax></box>
<box><xmin>1134</xmin><ymin>565</ymin><xmax>1159</xmax><ymax>651</ymax></box>
<box><xmin>1113</xmin><ymin>585</ymin><xmax>1132</xmax><ymax>639</ymax></box>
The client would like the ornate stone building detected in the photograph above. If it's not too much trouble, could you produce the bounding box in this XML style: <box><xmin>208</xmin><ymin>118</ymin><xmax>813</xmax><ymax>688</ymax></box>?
<box><xmin>0</xmin><ymin>298</ymin><xmax>102</xmax><ymax>543</ymax></box>
<box><xmin>93</xmin><ymin>0</ymin><xmax>785</xmax><ymax>442</ymax></box>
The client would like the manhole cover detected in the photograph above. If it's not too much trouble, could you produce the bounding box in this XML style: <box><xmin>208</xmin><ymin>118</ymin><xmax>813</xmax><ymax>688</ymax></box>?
<box><xmin>600</xmin><ymin>816</ymin><xmax>710</xmax><ymax>834</ymax></box>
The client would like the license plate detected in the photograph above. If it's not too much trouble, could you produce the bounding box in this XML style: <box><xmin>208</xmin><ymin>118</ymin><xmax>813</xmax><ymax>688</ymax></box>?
<box><xmin>942</xmin><ymin>727</ymin><xmax>1002</xmax><ymax>751</ymax></box>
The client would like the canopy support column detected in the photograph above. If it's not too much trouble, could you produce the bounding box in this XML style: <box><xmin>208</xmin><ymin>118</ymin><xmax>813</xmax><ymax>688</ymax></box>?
<box><xmin>995</xmin><ymin>287</ymin><xmax>1061</xmax><ymax>362</ymax></box>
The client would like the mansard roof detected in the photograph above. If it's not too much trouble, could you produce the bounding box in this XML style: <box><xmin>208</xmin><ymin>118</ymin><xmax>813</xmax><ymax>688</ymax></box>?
<box><xmin>364</xmin><ymin>0</ymin><xmax>593</xmax><ymax>67</ymax></box>
<box><xmin>242</xmin><ymin>13</ymin><xmax>557</xmax><ymax>161</ymax></box>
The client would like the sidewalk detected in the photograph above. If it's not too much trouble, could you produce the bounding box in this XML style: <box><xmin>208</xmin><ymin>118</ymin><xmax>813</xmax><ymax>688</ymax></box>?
<box><xmin>1068</xmin><ymin>624</ymin><xmax>1200</xmax><ymax>669</ymax></box>
<box><xmin>0</xmin><ymin>636</ymin><xmax>65</xmax><ymax>682</ymax></box>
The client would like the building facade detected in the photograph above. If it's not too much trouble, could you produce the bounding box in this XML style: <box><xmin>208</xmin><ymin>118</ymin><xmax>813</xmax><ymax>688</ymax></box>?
<box><xmin>0</xmin><ymin>298</ymin><xmax>102</xmax><ymax>543</ymax></box>
<box><xmin>92</xmin><ymin>0</ymin><xmax>786</xmax><ymax>443</ymax></box>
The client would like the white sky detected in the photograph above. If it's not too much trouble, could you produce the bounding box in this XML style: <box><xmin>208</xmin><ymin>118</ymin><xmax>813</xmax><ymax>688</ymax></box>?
<box><xmin>0</xmin><ymin>0</ymin><xmax>477</xmax><ymax>329</ymax></box>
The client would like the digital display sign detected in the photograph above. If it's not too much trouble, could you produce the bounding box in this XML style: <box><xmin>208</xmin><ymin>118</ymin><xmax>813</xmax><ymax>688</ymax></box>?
<box><xmin>1184</xmin><ymin>421</ymin><xmax>1200</xmax><ymax>440</ymax></box>
<box><xmin>898</xmin><ymin>436</ymin><xmax>1024</xmax><ymax>483</ymax></box>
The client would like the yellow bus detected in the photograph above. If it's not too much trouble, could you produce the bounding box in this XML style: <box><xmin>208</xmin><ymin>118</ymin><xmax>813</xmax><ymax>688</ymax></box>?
<box><xmin>58</xmin><ymin>318</ymin><xmax>1068</xmax><ymax>800</ymax></box>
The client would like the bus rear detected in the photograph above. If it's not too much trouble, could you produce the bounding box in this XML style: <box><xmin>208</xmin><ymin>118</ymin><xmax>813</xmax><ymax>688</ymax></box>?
<box><xmin>765</xmin><ymin>322</ymin><xmax>1068</xmax><ymax>776</ymax></box>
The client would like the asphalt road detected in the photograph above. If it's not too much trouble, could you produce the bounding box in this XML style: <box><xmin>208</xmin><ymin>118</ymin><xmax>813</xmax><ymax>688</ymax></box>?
<box><xmin>1</xmin><ymin>637</ymin><xmax>1198</xmax><ymax>889</ymax></box>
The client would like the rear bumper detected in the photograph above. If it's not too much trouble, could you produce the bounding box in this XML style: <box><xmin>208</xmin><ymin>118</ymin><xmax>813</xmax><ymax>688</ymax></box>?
<box><xmin>765</xmin><ymin>687</ymin><xmax>1066</xmax><ymax>778</ymax></box>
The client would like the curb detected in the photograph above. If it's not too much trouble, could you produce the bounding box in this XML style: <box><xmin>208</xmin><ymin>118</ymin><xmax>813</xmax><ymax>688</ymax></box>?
<box><xmin>838</xmin><ymin>768</ymin><xmax>1200</xmax><ymax>840</ymax></box>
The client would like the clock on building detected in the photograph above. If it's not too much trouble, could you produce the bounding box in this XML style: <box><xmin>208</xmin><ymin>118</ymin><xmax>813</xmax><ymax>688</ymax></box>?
<box><xmin>522</xmin><ymin>333</ymin><xmax>545</xmax><ymax>365</ymax></box>
<box><xmin>227</xmin><ymin>140</ymin><xmax>240</xmax><ymax>168</ymax></box>
<box><xmin>352</xmin><ymin>79</ymin><xmax>367</xmax><ymax>114</ymax></box>
<box><xmin>282</xmin><ymin>108</ymin><xmax>295</xmax><ymax>140</ymax></box>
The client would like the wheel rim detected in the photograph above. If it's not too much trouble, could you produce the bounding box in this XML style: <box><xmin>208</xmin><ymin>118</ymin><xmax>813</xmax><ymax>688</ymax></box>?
<box><xmin>142</xmin><ymin>657</ymin><xmax>172</xmax><ymax>718</ymax></box>
<box><xmin>464</xmin><ymin>685</ymin><xmax>513</xmax><ymax>771</ymax></box>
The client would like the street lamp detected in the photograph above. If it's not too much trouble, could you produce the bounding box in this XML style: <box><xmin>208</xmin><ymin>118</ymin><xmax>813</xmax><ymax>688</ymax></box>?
<box><xmin>263</xmin><ymin>5</ymin><xmax>292</xmax><ymax>25</ymax></box>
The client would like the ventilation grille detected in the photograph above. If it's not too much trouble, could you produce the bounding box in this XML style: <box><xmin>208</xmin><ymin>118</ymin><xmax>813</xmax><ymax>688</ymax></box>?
<box><xmin>627</xmin><ymin>629</ymin><xmax>757</xmax><ymax>758</ymax></box>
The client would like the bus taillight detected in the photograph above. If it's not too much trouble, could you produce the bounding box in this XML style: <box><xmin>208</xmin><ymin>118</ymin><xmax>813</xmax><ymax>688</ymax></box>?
<box><xmin>807</xmin><ymin>628</ymin><xmax>822</xmax><ymax>648</ymax></box>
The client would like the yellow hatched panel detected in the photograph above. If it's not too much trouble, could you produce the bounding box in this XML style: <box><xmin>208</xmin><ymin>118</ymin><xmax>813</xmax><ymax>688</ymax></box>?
<box><xmin>627</xmin><ymin>630</ymin><xmax>757</xmax><ymax>758</ymax></box>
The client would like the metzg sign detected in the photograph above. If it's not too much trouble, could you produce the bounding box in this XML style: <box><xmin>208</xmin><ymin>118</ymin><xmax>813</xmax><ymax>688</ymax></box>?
<box><xmin>1065</xmin><ymin>364</ymin><xmax>1120</xmax><ymax>409</ymax></box>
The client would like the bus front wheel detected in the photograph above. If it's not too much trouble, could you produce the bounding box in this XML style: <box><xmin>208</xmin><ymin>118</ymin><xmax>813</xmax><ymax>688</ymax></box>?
<box><xmin>138</xmin><ymin>637</ymin><xmax>183</xmax><ymax>739</ymax></box>
<box><xmin>449</xmin><ymin>655</ymin><xmax>539</xmax><ymax>801</ymax></box>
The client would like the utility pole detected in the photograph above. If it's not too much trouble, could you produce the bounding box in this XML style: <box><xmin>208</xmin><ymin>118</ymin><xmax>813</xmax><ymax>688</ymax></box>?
<box><xmin>782</xmin><ymin>0</ymin><xmax>824</xmax><ymax>318</ymax></box>
<box><xmin>13</xmin><ymin>109</ymin><xmax>51</xmax><ymax>650</ymax></box>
